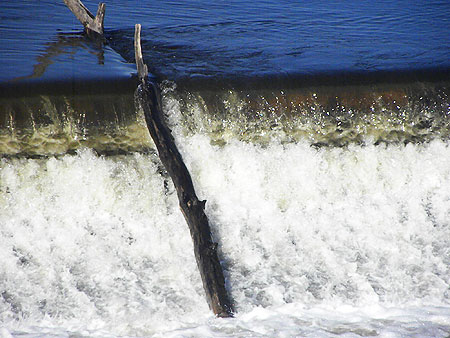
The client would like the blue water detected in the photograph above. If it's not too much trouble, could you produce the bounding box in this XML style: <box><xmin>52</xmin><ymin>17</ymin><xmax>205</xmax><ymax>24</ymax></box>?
<box><xmin>1</xmin><ymin>0</ymin><xmax>449</xmax><ymax>83</ymax></box>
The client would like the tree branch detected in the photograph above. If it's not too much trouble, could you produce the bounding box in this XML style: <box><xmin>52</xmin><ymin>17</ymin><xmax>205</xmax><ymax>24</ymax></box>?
<box><xmin>134</xmin><ymin>24</ymin><xmax>148</xmax><ymax>84</ymax></box>
<box><xmin>134</xmin><ymin>24</ymin><xmax>234</xmax><ymax>318</ymax></box>
<box><xmin>63</xmin><ymin>0</ymin><xmax>105</xmax><ymax>36</ymax></box>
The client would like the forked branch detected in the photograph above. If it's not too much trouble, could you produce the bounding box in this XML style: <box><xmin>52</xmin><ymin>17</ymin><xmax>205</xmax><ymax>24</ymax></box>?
<box><xmin>63</xmin><ymin>0</ymin><xmax>105</xmax><ymax>36</ymax></box>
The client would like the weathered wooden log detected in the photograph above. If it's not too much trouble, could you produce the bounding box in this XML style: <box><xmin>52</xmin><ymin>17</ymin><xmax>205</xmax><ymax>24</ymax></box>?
<box><xmin>134</xmin><ymin>24</ymin><xmax>234</xmax><ymax>317</ymax></box>
<box><xmin>63</xmin><ymin>0</ymin><xmax>105</xmax><ymax>36</ymax></box>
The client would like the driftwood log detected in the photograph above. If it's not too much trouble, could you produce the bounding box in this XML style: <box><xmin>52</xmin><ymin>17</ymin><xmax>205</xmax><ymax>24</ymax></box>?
<box><xmin>62</xmin><ymin>1</ymin><xmax>234</xmax><ymax>316</ymax></box>
<box><xmin>63</xmin><ymin>0</ymin><xmax>105</xmax><ymax>36</ymax></box>
<box><xmin>134</xmin><ymin>24</ymin><xmax>234</xmax><ymax>317</ymax></box>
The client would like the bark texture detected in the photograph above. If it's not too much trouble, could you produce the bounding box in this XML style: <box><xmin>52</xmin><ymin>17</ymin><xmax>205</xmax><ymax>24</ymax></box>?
<box><xmin>63</xmin><ymin>0</ymin><xmax>105</xmax><ymax>36</ymax></box>
<box><xmin>134</xmin><ymin>24</ymin><xmax>234</xmax><ymax>317</ymax></box>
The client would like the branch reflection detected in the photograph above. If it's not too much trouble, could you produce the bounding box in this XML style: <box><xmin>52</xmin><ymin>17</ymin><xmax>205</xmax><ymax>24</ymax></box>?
<box><xmin>13</xmin><ymin>32</ymin><xmax>105</xmax><ymax>81</ymax></box>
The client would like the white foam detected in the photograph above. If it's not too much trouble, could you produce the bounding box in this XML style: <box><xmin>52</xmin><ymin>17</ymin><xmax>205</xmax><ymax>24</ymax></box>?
<box><xmin>178</xmin><ymin>135</ymin><xmax>450</xmax><ymax>308</ymax></box>
<box><xmin>1</xmin><ymin>133</ymin><xmax>449</xmax><ymax>336</ymax></box>
<box><xmin>0</xmin><ymin>150</ymin><xmax>208</xmax><ymax>335</ymax></box>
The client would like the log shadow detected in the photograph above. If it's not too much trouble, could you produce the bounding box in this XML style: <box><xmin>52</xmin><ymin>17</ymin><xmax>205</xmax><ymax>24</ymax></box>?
<box><xmin>12</xmin><ymin>32</ymin><xmax>105</xmax><ymax>82</ymax></box>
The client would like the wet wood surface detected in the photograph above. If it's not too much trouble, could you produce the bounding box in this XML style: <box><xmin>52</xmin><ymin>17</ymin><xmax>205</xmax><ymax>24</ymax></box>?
<box><xmin>134</xmin><ymin>24</ymin><xmax>234</xmax><ymax>317</ymax></box>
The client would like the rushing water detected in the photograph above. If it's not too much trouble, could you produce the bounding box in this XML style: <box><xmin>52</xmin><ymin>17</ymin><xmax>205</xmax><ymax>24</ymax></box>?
<box><xmin>1</xmin><ymin>0</ymin><xmax>450</xmax><ymax>337</ymax></box>
<box><xmin>1</xmin><ymin>104</ymin><xmax>450</xmax><ymax>337</ymax></box>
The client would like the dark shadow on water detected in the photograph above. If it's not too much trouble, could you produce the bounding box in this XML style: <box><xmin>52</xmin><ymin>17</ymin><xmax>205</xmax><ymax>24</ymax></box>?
<box><xmin>12</xmin><ymin>32</ymin><xmax>106</xmax><ymax>83</ymax></box>
<box><xmin>0</xmin><ymin>29</ymin><xmax>138</xmax><ymax>98</ymax></box>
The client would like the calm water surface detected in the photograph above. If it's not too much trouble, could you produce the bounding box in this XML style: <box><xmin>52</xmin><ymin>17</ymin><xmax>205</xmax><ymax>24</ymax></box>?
<box><xmin>1</xmin><ymin>0</ymin><xmax>449</xmax><ymax>83</ymax></box>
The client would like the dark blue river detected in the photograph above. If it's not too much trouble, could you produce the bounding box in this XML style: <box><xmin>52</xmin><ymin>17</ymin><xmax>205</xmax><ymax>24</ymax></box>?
<box><xmin>1</xmin><ymin>0</ymin><xmax>450</xmax><ymax>84</ymax></box>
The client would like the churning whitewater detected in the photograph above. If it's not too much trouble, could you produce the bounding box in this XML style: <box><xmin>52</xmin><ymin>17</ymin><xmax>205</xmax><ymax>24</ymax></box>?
<box><xmin>1</xmin><ymin>88</ymin><xmax>450</xmax><ymax>336</ymax></box>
